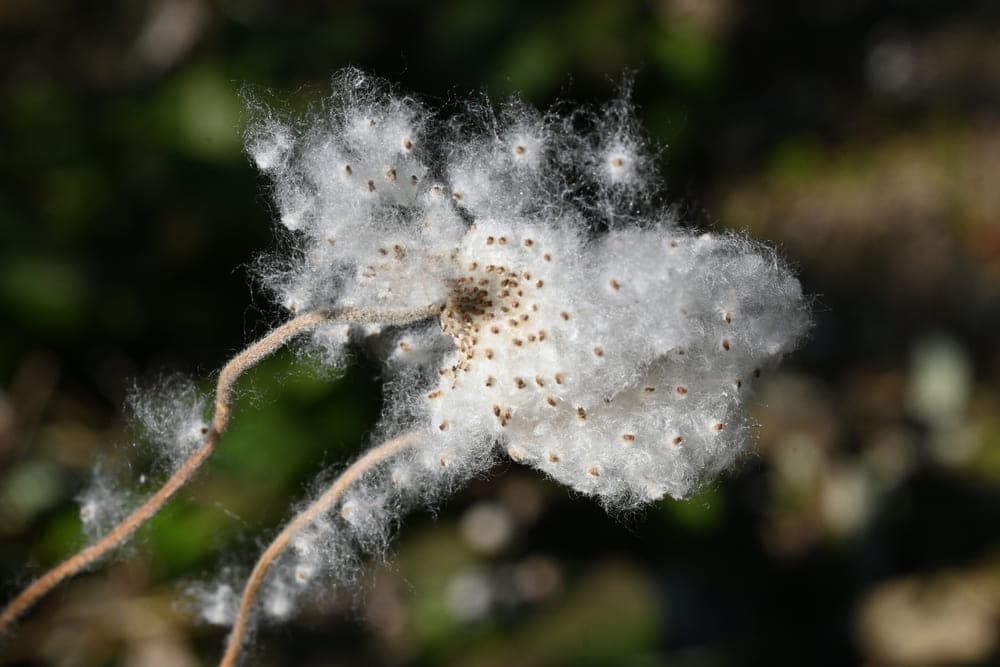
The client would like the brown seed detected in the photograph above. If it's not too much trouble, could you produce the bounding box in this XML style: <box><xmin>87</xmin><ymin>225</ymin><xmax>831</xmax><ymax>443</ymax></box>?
<box><xmin>453</xmin><ymin>192</ymin><xmax>463</xmax><ymax>201</ymax></box>
<box><xmin>538</xmin><ymin>330</ymin><xmax>547</xmax><ymax>341</ymax></box>
<box><xmin>403</xmin><ymin>139</ymin><xmax>413</xmax><ymax>150</ymax></box>
<box><xmin>543</xmin><ymin>253</ymin><xmax>552</xmax><ymax>261</ymax></box>
<box><xmin>643</xmin><ymin>386</ymin><xmax>656</xmax><ymax>393</ymax></box>
<box><xmin>672</xmin><ymin>436</ymin><xmax>684</xmax><ymax>445</ymax></box>
<box><xmin>438</xmin><ymin>421</ymin><xmax>449</xmax><ymax>431</ymax></box>
<box><xmin>485</xmin><ymin>376</ymin><xmax>495</xmax><ymax>387</ymax></box>
<box><xmin>493</xmin><ymin>405</ymin><xmax>502</xmax><ymax>417</ymax></box>
<box><xmin>399</xmin><ymin>342</ymin><xmax>412</xmax><ymax>351</ymax></box>
<box><xmin>515</xmin><ymin>145</ymin><xmax>526</xmax><ymax>155</ymax></box>
<box><xmin>535</xmin><ymin>376</ymin><xmax>545</xmax><ymax>387</ymax></box>
<box><xmin>622</xmin><ymin>433</ymin><xmax>636</xmax><ymax>442</ymax></box>
<box><xmin>736</xmin><ymin>379</ymin><xmax>742</xmax><ymax>388</ymax></box>
<box><xmin>593</xmin><ymin>346</ymin><xmax>604</xmax><ymax>357</ymax></box>
<box><xmin>527</xmin><ymin>334</ymin><xmax>537</xmax><ymax>342</ymax></box>
<box><xmin>513</xmin><ymin>338</ymin><xmax>523</xmax><ymax>346</ymax></box>
<box><xmin>368</xmin><ymin>180</ymin><xmax>376</xmax><ymax>192</ymax></box>
<box><xmin>200</xmin><ymin>426</ymin><xmax>209</xmax><ymax>435</ymax></box>
<box><xmin>675</xmin><ymin>386</ymin><xmax>688</xmax><ymax>395</ymax></box>
<box><xmin>498</xmin><ymin>237</ymin><xmax>507</xmax><ymax>245</ymax></box>
<box><xmin>546</xmin><ymin>396</ymin><xmax>557</xmax><ymax>406</ymax></box>
<box><xmin>345</xmin><ymin>164</ymin><xmax>353</xmax><ymax>175</ymax></box>
<box><xmin>515</xmin><ymin>377</ymin><xmax>527</xmax><ymax>389</ymax></box>
<box><xmin>610</xmin><ymin>279</ymin><xmax>621</xmax><ymax>291</ymax></box>
<box><xmin>536</xmin><ymin>280</ymin><xmax>544</xmax><ymax>288</ymax></box>
<box><xmin>577</xmin><ymin>407</ymin><xmax>587</xmax><ymax>421</ymax></box>
<box><xmin>611</xmin><ymin>157</ymin><xmax>624</xmax><ymax>168</ymax></box>
<box><xmin>560</xmin><ymin>311</ymin><xmax>570</xmax><ymax>320</ymax></box>
<box><xmin>427</xmin><ymin>390</ymin><xmax>443</xmax><ymax>399</ymax></box>
<box><xmin>670</xmin><ymin>240</ymin><xmax>679</xmax><ymax>248</ymax></box>
<box><xmin>549</xmin><ymin>453</ymin><xmax>560</xmax><ymax>463</ymax></box>
<box><xmin>555</xmin><ymin>373</ymin><xmax>565</xmax><ymax>384</ymax></box>
<box><xmin>508</xmin><ymin>446</ymin><xmax>522</xmax><ymax>461</ymax></box>
<box><xmin>486</xmin><ymin>236</ymin><xmax>495</xmax><ymax>245</ymax></box>
<box><xmin>411</xmin><ymin>174</ymin><xmax>418</xmax><ymax>185</ymax></box>
<box><xmin>721</xmin><ymin>339</ymin><xmax>731</xmax><ymax>351</ymax></box>
<box><xmin>490</xmin><ymin>326</ymin><xmax>500</xmax><ymax>334</ymax></box>
<box><xmin>485</xmin><ymin>349</ymin><xmax>494</xmax><ymax>359</ymax></box>
<box><xmin>386</xmin><ymin>167</ymin><xmax>397</xmax><ymax>181</ymax></box>
<box><xmin>588</xmin><ymin>466</ymin><xmax>601</xmax><ymax>477</ymax></box>
<box><xmin>712</xmin><ymin>422</ymin><xmax>726</xmax><ymax>432</ymax></box>
<box><xmin>724</xmin><ymin>311</ymin><xmax>733</xmax><ymax>324</ymax></box>
<box><xmin>524</xmin><ymin>238</ymin><xmax>534</xmax><ymax>247</ymax></box>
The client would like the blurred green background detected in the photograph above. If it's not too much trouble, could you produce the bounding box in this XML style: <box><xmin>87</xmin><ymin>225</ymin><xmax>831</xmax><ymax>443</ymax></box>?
<box><xmin>1</xmin><ymin>1</ymin><xmax>999</xmax><ymax>665</ymax></box>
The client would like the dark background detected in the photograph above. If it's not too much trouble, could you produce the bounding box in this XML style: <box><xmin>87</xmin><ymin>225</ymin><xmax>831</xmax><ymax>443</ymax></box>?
<box><xmin>1</xmin><ymin>1</ymin><xmax>999</xmax><ymax>665</ymax></box>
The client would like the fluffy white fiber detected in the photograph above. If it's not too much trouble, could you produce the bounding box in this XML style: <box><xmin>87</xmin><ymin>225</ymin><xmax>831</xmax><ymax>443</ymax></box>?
<box><xmin>233</xmin><ymin>69</ymin><xmax>810</xmax><ymax>622</ymax></box>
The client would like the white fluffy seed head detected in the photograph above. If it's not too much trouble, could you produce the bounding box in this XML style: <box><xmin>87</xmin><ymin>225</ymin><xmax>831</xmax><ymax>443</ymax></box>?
<box><xmin>231</xmin><ymin>70</ymin><xmax>810</xmax><ymax>626</ymax></box>
<box><xmin>246</xmin><ymin>69</ymin><xmax>810</xmax><ymax>507</ymax></box>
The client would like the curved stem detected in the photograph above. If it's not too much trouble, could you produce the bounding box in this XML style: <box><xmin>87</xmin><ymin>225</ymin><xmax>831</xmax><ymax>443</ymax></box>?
<box><xmin>219</xmin><ymin>432</ymin><xmax>420</xmax><ymax>667</ymax></box>
<box><xmin>0</xmin><ymin>305</ymin><xmax>441</xmax><ymax>636</ymax></box>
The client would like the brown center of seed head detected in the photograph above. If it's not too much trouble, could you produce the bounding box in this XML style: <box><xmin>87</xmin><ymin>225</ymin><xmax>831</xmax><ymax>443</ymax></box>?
<box><xmin>439</xmin><ymin>255</ymin><xmax>548</xmax><ymax>386</ymax></box>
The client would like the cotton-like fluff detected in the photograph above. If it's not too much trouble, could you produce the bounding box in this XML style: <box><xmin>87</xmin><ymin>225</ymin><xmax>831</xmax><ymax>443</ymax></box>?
<box><xmin>246</xmin><ymin>69</ymin><xmax>810</xmax><ymax>510</ymax></box>
<box><xmin>229</xmin><ymin>70</ymin><xmax>812</xmax><ymax>627</ymax></box>
<box><xmin>247</xmin><ymin>70</ymin><xmax>465</xmax><ymax>323</ymax></box>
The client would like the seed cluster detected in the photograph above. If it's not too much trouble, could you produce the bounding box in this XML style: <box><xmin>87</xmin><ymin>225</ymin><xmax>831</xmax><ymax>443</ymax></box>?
<box><xmin>246</xmin><ymin>68</ymin><xmax>810</xmax><ymax>509</ymax></box>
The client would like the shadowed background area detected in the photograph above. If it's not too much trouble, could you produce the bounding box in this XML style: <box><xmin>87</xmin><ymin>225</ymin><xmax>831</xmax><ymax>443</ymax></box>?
<box><xmin>1</xmin><ymin>1</ymin><xmax>999</xmax><ymax>665</ymax></box>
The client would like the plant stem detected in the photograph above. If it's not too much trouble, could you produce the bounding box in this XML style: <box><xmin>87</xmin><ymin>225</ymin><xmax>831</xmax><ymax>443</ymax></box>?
<box><xmin>0</xmin><ymin>304</ymin><xmax>441</xmax><ymax>636</ymax></box>
<box><xmin>219</xmin><ymin>431</ymin><xmax>420</xmax><ymax>667</ymax></box>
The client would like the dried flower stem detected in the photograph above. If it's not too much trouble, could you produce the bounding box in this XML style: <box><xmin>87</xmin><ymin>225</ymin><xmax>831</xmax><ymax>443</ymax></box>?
<box><xmin>219</xmin><ymin>431</ymin><xmax>420</xmax><ymax>667</ymax></box>
<box><xmin>0</xmin><ymin>305</ymin><xmax>441</xmax><ymax>636</ymax></box>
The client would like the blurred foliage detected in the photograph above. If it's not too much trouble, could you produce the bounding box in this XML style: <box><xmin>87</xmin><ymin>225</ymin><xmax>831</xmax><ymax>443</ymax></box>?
<box><xmin>1</xmin><ymin>0</ymin><xmax>998</xmax><ymax>665</ymax></box>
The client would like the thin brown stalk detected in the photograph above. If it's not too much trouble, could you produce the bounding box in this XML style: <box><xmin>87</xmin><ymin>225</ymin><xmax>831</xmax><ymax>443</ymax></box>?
<box><xmin>219</xmin><ymin>431</ymin><xmax>420</xmax><ymax>667</ymax></box>
<box><xmin>0</xmin><ymin>304</ymin><xmax>441</xmax><ymax>636</ymax></box>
